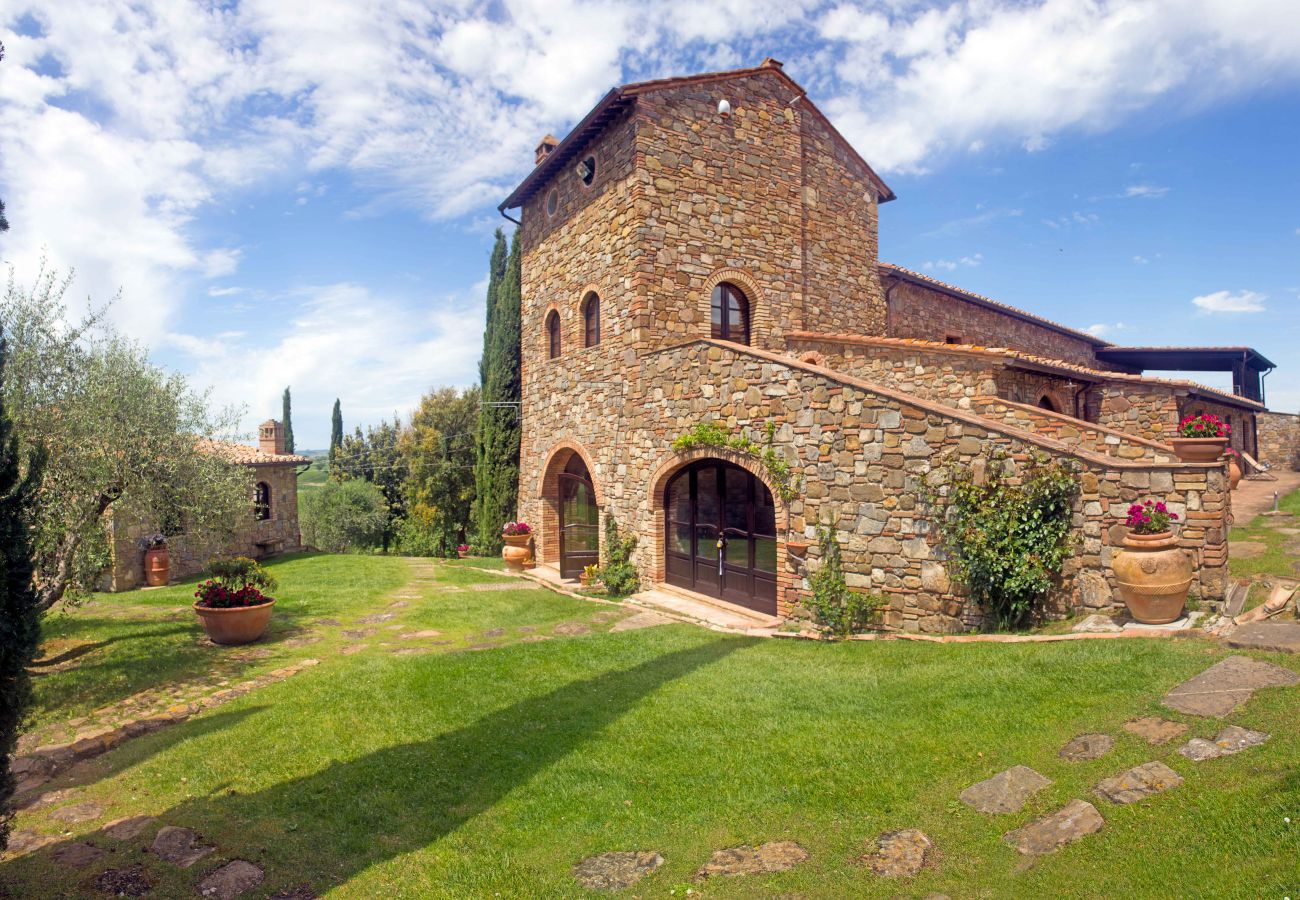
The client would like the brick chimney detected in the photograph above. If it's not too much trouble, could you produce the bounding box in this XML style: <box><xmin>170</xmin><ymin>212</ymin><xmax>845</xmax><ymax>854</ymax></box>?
<box><xmin>534</xmin><ymin>134</ymin><xmax>559</xmax><ymax>166</ymax></box>
<box><xmin>760</xmin><ymin>57</ymin><xmax>784</xmax><ymax>69</ymax></box>
<box><xmin>258</xmin><ymin>419</ymin><xmax>284</xmax><ymax>455</ymax></box>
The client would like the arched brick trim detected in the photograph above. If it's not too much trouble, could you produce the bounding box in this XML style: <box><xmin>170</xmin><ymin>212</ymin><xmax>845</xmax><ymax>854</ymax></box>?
<box><xmin>536</xmin><ymin>439</ymin><xmax>602</xmax><ymax>567</ymax></box>
<box><xmin>542</xmin><ymin>302</ymin><xmax>563</xmax><ymax>360</ymax></box>
<box><xmin>1036</xmin><ymin>387</ymin><xmax>1069</xmax><ymax>415</ymax></box>
<box><xmin>647</xmin><ymin>447</ymin><xmax>795</xmax><ymax>617</ymax></box>
<box><xmin>699</xmin><ymin>267</ymin><xmax>770</xmax><ymax>345</ymax></box>
<box><xmin>797</xmin><ymin>349</ymin><xmax>826</xmax><ymax>367</ymax></box>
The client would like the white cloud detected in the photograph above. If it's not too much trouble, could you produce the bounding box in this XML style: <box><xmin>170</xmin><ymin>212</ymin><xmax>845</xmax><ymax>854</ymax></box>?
<box><xmin>1192</xmin><ymin>290</ymin><xmax>1267</xmax><ymax>314</ymax></box>
<box><xmin>1132</xmin><ymin>255</ymin><xmax>1149</xmax><ymax>264</ymax></box>
<box><xmin>1042</xmin><ymin>211</ymin><xmax>1100</xmax><ymax>229</ymax></box>
<box><xmin>1124</xmin><ymin>184</ymin><xmax>1170</xmax><ymax>198</ymax></box>
<box><xmin>923</xmin><ymin>252</ymin><xmax>982</xmax><ymax>272</ymax></box>
<box><xmin>1086</xmin><ymin>321</ymin><xmax>1128</xmax><ymax>338</ymax></box>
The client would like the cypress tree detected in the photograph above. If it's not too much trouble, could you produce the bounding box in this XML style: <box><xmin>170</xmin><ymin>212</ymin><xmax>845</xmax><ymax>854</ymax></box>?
<box><xmin>474</xmin><ymin>228</ymin><xmax>522</xmax><ymax>553</ymax></box>
<box><xmin>329</xmin><ymin>399</ymin><xmax>343</xmax><ymax>465</ymax></box>
<box><xmin>281</xmin><ymin>387</ymin><xmax>294</xmax><ymax>454</ymax></box>
<box><xmin>0</xmin><ymin>330</ymin><xmax>43</xmax><ymax>850</ymax></box>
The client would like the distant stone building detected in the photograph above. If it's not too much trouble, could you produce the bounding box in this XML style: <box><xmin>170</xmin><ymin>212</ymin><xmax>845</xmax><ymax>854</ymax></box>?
<box><xmin>104</xmin><ymin>419</ymin><xmax>309</xmax><ymax>591</ymax></box>
<box><xmin>499</xmin><ymin>59</ymin><xmax>1291</xmax><ymax>631</ymax></box>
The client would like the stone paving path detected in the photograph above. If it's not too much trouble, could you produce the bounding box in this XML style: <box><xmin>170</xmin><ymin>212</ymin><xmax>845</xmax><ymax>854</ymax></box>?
<box><xmin>1162</xmin><ymin>654</ymin><xmax>1299</xmax><ymax>716</ymax></box>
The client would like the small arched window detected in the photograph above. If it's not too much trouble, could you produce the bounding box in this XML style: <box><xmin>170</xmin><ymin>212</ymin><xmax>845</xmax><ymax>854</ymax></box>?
<box><xmin>254</xmin><ymin>482</ymin><xmax>272</xmax><ymax>521</ymax></box>
<box><xmin>710</xmin><ymin>282</ymin><xmax>750</xmax><ymax>344</ymax></box>
<box><xmin>546</xmin><ymin>310</ymin><xmax>561</xmax><ymax>359</ymax></box>
<box><xmin>1037</xmin><ymin>394</ymin><xmax>1058</xmax><ymax>412</ymax></box>
<box><xmin>582</xmin><ymin>292</ymin><xmax>600</xmax><ymax>347</ymax></box>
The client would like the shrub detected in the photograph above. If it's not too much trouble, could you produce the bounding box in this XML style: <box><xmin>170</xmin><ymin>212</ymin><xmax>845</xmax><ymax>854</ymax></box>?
<box><xmin>806</xmin><ymin>526</ymin><xmax>881</xmax><ymax>638</ymax></box>
<box><xmin>598</xmin><ymin>513</ymin><xmax>639</xmax><ymax>598</ymax></box>
<box><xmin>926</xmin><ymin>450</ymin><xmax>1079</xmax><ymax>630</ymax></box>
<box><xmin>207</xmin><ymin>556</ymin><xmax>276</xmax><ymax>592</ymax></box>
<box><xmin>301</xmin><ymin>479</ymin><xmax>389</xmax><ymax>553</ymax></box>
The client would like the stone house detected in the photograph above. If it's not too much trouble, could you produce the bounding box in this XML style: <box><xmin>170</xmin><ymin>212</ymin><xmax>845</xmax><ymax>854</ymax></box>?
<box><xmin>499</xmin><ymin>59</ymin><xmax>1292</xmax><ymax>631</ymax></box>
<box><xmin>104</xmin><ymin>420</ymin><xmax>309</xmax><ymax>591</ymax></box>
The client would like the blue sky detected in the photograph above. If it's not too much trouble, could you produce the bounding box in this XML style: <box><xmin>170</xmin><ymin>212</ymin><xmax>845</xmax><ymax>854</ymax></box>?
<box><xmin>1</xmin><ymin>1</ymin><xmax>1298</xmax><ymax>448</ymax></box>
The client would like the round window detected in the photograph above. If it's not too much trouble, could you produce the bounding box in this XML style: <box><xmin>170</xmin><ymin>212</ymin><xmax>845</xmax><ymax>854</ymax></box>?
<box><xmin>545</xmin><ymin>188</ymin><xmax>558</xmax><ymax>217</ymax></box>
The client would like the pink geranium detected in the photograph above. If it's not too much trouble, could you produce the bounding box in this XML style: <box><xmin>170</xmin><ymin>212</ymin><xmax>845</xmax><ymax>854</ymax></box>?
<box><xmin>1126</xmin><ymin>499</ymin><xmax>1179</xmax><ymax>535</ymax></box>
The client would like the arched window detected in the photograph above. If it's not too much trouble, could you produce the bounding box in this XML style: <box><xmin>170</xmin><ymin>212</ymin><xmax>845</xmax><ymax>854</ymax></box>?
<box><xmin>1037</xmin><ymin>393</ymin><xmax>1058</xmax><ymax>412</ymax></box>
<box><xmin>710</xmin><ymin>282</ymin><xmax>750</xmax><ymax>344</ymax></box>
<box><xmin>582</xmin><ymin>292</ymin><xmax>600</xmax><ymax>347</ymax></box>
<box><xmin>546</xmin><ymin>310</ymin><xmax>561</xmax><ymax>359</ymax></box>
<box><xmin>254</xmin><ymin>482</ymin><xmax>272</xmax><ymax>521</ymax></box>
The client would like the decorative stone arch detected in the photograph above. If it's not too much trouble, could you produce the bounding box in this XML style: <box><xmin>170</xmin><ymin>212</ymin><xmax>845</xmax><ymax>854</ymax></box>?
<box><xmin>646</xmin><ymin>447</ymin><xmax>794</xmax><ymax>612</ymax></box>
<box><xmin>536</xmin><ymin>439</ymin><xmax>602</xmax><ymax>567</ymax></box>
<box><xmin>797</xmin><ymin>349</ymin><xmax>826</xmax><ymax>367</ymax></box>
<box><xmin>698</xmin><ymin>267</ymin><xmax>771</xmax><ymax>346</ymax></box>
<box><xmin>1036</xmin><ymin>387</ymin><xmax>1069</xmax><ymax>416</ymax></box>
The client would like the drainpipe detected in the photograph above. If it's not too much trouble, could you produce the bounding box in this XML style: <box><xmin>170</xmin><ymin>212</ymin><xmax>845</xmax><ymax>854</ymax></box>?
<box><xmin>498</xmin><ymin>207</ymin><xmax>521</xmax><ymax>226</ymax></box>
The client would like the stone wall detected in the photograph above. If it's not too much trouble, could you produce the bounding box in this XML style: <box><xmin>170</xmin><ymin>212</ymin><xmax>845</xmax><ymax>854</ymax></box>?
<box><xmin>1089</xmin><ymin>384</ymin><xmax>1180</xmax><ymax>443</ymax></box>
<box><xmin>1257</xmin><ymin>412</ymin><xmax>1300</xmax><ymax>470</ymax></box>
<box><xmin>517</xmin><ymin>340</ymin><xmax>1230</xmax><ymax>632</ymax></box>
<box><xmin>883</xmin><ymin>278</ymin><xmax>1108</xmax><ymax>369</ymax></box>
<box><xmin>105</xmin><ymin>463</ymin><xmax>302</xmax><ymax>591</ymax></box>
<box><xmin>968</xmin><ymin>398</ymin><xmax>1180</xmax><ymax>463</ymax></box>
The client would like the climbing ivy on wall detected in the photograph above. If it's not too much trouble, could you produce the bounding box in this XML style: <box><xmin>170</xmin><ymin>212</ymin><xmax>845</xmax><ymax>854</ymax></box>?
<box><xmin>671</xmin><ymin>420</ymin><xmax>802</xmax><ymax>502</ymax></box>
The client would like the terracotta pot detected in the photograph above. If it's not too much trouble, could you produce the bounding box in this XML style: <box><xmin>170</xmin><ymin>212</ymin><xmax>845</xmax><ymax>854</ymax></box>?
<box><xmin>1170</xmin><ymin>437</ymin><xmax>1227</xmax><ymax>463</ymax></box>
<box><xmin>579</xmin><ymin>572</ymin><xmax>591</xmax><ymax>587</ymax></box>
<box><xmin>457</xmin><ymin>550</ymin><xmax>469</xmax><ymax>559</ymax></box>
<box><xmin>1111</xmin><ymin>532</ymin><xmax>1192</xmax><ymax>624</ymax></box>
<box><xmin>1227</xmin><ymin>456</ymin><xmax>1242</xmax><ymax>490</ymax></box>
<box><xmin>143</xmin><ymin>547</ymin><xmax>170</xmax><ymax>587</ymax></box>
<box><xmin>501</xmin><ymin>534</ymin><xmax>535</xmax><ymax>572</ymax></box>
<box><xmin>193</xmin><ymin>600</ymin><xmax>275</xmax><ymax>645</ymax></box>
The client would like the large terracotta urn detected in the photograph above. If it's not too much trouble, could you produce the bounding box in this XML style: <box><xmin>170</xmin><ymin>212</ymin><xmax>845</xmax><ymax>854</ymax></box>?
<box><xmin>193</xmin><ymin>600</ymin><xmax>275</xmax><ymax>645</ymax></box>
<box><xmin>1170</xmin><ymin>437</ymin><xmax>1227</xmax><ymax>463</ymax></box>
<box><xmin>143</xmin><ymin>547</ymin><xmax>170</xmax><ymax>587</ymax></box>
<box><xmin>1112</xmin><ymin>532</ymin><xmax>1193</xmax><ymax>624</ymax></box>
<box><xmin>1227</xmin><ymin>455</ymin><xmax>1242</xmax><ymax>490</ymax></box>
<box><xmin>501</xmin><ymin>534</ymin><xmax>535</xmax><ymax>572</ymax></box>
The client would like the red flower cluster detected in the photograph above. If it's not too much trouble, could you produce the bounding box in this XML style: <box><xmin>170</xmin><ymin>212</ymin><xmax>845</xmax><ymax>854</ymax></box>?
<box><xmin>194</xmin><ymin>580</ymin><xmax>273</xmax><ymax>609</ymax></box>
<box><xmin>1126</xmin><ymin>499</ymin><xmax>1179</xmax><ymax>535</ymax></box>
<box><xmin>1177</xmin><ymin>413</ymin><xmax>1229</xmax><ymax>439</ymax></box>
<box><xmin>502</xmin><ymin>521</ymin><xmax>532</xmax><ymax>536</ymax></box>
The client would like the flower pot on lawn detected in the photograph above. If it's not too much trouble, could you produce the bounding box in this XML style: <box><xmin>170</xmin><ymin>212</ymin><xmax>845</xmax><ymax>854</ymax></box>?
<box><xmin>501</xmin><ymin>534</ymin><xmax>534</xmax><ymax>572</ymax></box>
<box><xmin>1111</xmin><ymin>532</ymin><xmax>1193</xmax><ymax>624</ymax></box>
<box><xmin>143</xmin><ymin>547</ymin><xmax>170</xmax><ymax>587</ymax></box>
<box><xmin>193</xmin><ymin>600</ymin><xmax>276</xmax><ymax>645</ymax></box>
<box><xmin>1170</xmin><ymin>437</ymin><xmax>1228</xmax><ymax>463</ymax></box>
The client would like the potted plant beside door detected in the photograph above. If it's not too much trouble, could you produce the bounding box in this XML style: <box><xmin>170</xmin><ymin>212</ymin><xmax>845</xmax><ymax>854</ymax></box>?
<box><xmin>501</xmin><ymin>522</ymin><xmax>535</xmax><ymax>572</ymax></box>
<box><xmin>1111</xmin><ymin>499</ymin><xmax>1193</xmax><ymax>624</ymax></box>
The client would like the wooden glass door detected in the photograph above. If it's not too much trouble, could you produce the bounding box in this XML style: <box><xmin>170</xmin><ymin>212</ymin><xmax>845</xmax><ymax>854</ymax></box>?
<box><xmin>559</xmin><ymin>457</ymin><xmax>598</xmax><ymax>579</ymax></box>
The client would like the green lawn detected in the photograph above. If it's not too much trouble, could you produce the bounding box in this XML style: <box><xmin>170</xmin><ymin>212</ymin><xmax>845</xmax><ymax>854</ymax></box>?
<box><xmin>1228</xmin><ymin>486</ymin><xmax>1300</xmax><ymax>580</ymax></box>
<box><xmin>4</xmin><ymin>556</ymin><xmax>1298</xmax><ymax>898</ymax></box>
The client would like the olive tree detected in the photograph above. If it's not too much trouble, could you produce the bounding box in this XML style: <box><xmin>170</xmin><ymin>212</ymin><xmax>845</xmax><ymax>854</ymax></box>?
<box><xmin>1</xmin><ymin>265</ymin><xmax>253</xmax><ymax>610</ymax></box>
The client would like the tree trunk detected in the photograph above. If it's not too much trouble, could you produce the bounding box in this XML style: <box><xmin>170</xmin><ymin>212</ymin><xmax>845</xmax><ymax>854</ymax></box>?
<box><xmin>35</xmin><ymin>489</ymin><xmax>118</xmax><ymax>612</ymax></box>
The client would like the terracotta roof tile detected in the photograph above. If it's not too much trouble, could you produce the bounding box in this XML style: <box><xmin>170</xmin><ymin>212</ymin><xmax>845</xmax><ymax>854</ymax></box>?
<box><xmin>197</xmin><ymin>439</ymin><xmax>311</xmax><ymax>466</ymax></box>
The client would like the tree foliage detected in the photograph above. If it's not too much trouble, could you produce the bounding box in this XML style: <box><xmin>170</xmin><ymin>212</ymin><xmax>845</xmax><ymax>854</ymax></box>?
<box><xmin>281</xmin><ymin>386</ymin><xmax>294</xmax><ymax>454</ymax></box>
<box><xmin>473</xmin><ymin>228</ymin><xmax>521</xmax><ymax>555</ymax></box>
<box><xmin>0</xmin><ymin>329</ymin><xmax>43</xmax><ymax>850</ymax></box>
<box><xmin>404</xmin><ymin>386</ymin><xmax>479</xmax><ymax>556</ymax></box>
<box><xmin>300</xmin><ymin>479</ymin><xmax>388</xmax><ymax>552</ymax></box>
<box><xmin>1</xmin><ymin>265</ymin><xmax>252</xmax><ymax>610</ymax></box>
<box><xmin>926</xmin><ymin>450</ymin><xmax>1080</xmax><ymax>629</ymax></box>
<box><xmin>331</xmin><ymin>418</ymin><xmax>406</xmax><ymax>549</ymax></box>
<box><xmin>329</xmin><ymin>399</ymin><xmax>343</xmax><ymax>464</ymax></box>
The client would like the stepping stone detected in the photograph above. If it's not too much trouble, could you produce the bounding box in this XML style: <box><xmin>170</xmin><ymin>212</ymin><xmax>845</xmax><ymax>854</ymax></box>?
<box><xmin>959</xmin><ymin>765</ymin><xmax>1052</xmax><ymax>814</ymax></box>
<box><xmin>1178</xmin><ymin>725</ymin><xmax>1270</xmax><ymax>761</ymax></box>
<box><xmin>1004</xmin><ymin>800</ymin><xmax>1103</xmax><ymax>855</ymax></box>
<box><xmin>1163</xmin><ymin>655</ymin><xmax>1299</xmax><ymax>716</ymax></box>
<box><xmin>1059</xmin><ymin>733</ymin><xmax>1114</xmax><ymax>761</ymax></box>
<box><xmin>339</xmin><ymin>644</ymin><xmax>367</xmax><ymax>655</ymax></box>
<box><xmin>1228</xmin><ymin>541</ymin><xmax>1268</xmax><ymax>559</ymax></box>
<box><xmin>1178</xmin><ymin>738</ymin><xmax>1225</xmax><ymax>762</ymax></box>
<box><xmin>553</xmin><ymin>622</ymin><xmax>591</xmax><ymax>636</ymax></box>
<box><xmin>389</xmin><ymin>600</ymin><xmax>411</xmax><ymax>608</ymax></box>
<box><xmin>4</xmin><ymin>829</ymin><xmax>53</xmax><ymax>857</ymax></box>
<box><xmin>49</xmin><ymin>800</ymin><xmax>105</xmax><ymax>824</ymax></box>
<box><xmin>590</xmin><ymin>610</ymin><xmax>623</xmax><ymax>623</ymax></box>
<box><xmin>198</xmin><ymin>859</ymin><xmax>264</xmax><ymax>899</ymax></box>
<box><xmin>269</xmin><ymin>884</ymin><xmax>318</xmax><ymax>899</ymax></box>
<box><xmin>312</xmin><ymin>619</ymin><xmax>342</xmax><ymax>627</ymax></box>
<box><xmin>357</xmin><ymin>613</ymin><xmax>395</xmax><ymax>624</ymax></box>
<box><xmin>862</xmin><ymin>829</ymin><xmax>931</xmax><ymax>877</ymax></box>
<box><xmin>482</xmin><ymin>627</ymin><xmax>506</xmax><ymax>638</ymax></box>
<box><xmin>468</xmin><ymin>582</ymin><xmax>543</xmax><ymax>592</ymax></box>
<box><xmin>103</xmin><ymin>815</ymin><xmax>157</xmax><ymax>841</ymax></box>
<box><xmin>695</xmin><ymin>841</ymin><xmax>808</xmax><ymax>879</ymax></box>
<box><xmin>1072</xmin><ymin>614</ymin><xmax>1122</xmax><ymax>634</ymax></box>
<box><xmin>282</xmin><ymin>636</ymin><xmax>320</xmax><ymax>648</ymax></box>
<box><xmin>573</xmin><ymin>851</ymin><xmax>663</xmax><ymax>891</ymax></box>
<box><xmin>1123</xmin><ymin>716</ymin><xmax>1188</xmax><ymax>744</ymax></box>
<box><xmin>1094</xmin><ymin>761</ymin><xmax>1183</xmax><ymax>805</ymax></box>
<box><xmin>611</xmin><ymin>611</ymin><xmax>672</xmax><ymax>632</ymax></box>
<box><xmin>96</xmin><ymin>864</ymin><xmax>153</xmax><ymax>896</ymax></box>
<box><xmin>150</xmin><ymin>825</ymin><xmax>215</xmax><ymax>867</ymax></box>
<box><xmin>52</xmin><ymin>840</ymin><xmax>105</xmax><ymax>867</ymax></box>
<box><xmin>399</xmin><ymin>630</ymin><xmax>442</xmax><ymax>640</ymax></box>
<box><xmin>342</xmin><ymin>629</ymin><xmax>375</xmax><ymax>640</ymax></box>
<box><xmin>1226</xmin><ymin>621</ymin><xmax>1300</xmax><ymax>654</ymax></box>
<box><xmin>519</xmin><ymin>635</ymin><xmax>552</xmax><ymax>643</ymax></box>
<box><xmin>390</xmin><ymin>647</ymin><xmax>434</xmax><ymax>656</ymax></box>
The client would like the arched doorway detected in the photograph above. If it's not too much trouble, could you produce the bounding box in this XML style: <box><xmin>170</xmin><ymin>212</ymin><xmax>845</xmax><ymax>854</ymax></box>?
<box><xmin>558</xmin><ymin>455</ymin><xmax>599</xmax><ymax>579</ymax></box>
<box><xmin>665</xmin><ymin>460</ymin><xmax>777</xmax><ymax>615</ymax></box>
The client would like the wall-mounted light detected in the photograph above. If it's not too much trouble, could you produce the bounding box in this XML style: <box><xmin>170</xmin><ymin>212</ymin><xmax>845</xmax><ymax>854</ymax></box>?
<box><xmin>717</xmin><ymin>98</ymin><xmax>731</xmax><ymax>118</ymax></box>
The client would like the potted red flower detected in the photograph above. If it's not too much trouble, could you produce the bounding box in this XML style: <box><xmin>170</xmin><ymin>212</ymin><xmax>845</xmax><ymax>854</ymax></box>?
<box><xmin>139</xmin><ymin>533</ymin><xmax>170</xmax><ymax>587</ymax></box>
<box><xmin>193</xmin><ymin>556</ymin><xmax>277</xmax><ymax>645</ymax></box>
<box><xmin>501</xmin><ymin>521</ymin><xmax>535</xmax><ymax>571</ymax></box>
<box><xmin>457</xmin><ymin>544</ymin><xmax>471</xmax><ymax>559</ymax></box>
<box><xmin>1111</xmin><ymin>499</ymin><xmax>1192</xmax><ymax>624</ymax></box>
<box><xmin>1171</xmin><ymin>413</ymin><xmax>1229</xmax><ymax>463</ymax></box>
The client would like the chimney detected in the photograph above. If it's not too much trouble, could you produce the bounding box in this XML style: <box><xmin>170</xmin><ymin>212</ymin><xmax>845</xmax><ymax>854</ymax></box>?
<box><xmin>534</xmin><ymin>134</ymin><xmax>559</xmax><ymax>166</ymax></box>
<box><xmin>760</xmin><ymin>57</ymin><xmax>784</xmax><ymax>70</ymax></box>
<box><xmin>259</xmin><ymin>419</ymin><xmax>284</xmax><ymax>455</ymax></box>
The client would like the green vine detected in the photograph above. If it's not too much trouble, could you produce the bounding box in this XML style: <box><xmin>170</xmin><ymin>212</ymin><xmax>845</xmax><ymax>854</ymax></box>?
<box><xmin>671</xmin><ymin>420</ymin><xmax>802</xmax><ymax>502</ymax></box>
<box><xmin>923</xmin><ymin>450</ymin><xmax>1080</xmax><ymax>630</ymax></box>
<box><xmin>806</xmin><ymin>526</ymin><xmax>883</xmax><ymax>638</ymax></box>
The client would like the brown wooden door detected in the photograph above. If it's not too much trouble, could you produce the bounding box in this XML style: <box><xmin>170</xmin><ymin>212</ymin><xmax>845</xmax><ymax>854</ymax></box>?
<box><xmin>665</xmin><ymin>461</ymin><xmax>777</xmax><ymax>615</ymax></box>
<box><xmin>559</xmin><ymin>458</ymin><xmax>599</xmax><ymax>579</ymax></box>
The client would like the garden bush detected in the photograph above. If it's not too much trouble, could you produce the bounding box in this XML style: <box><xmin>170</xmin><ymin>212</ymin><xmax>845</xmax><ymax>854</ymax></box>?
<box><xmin>301</xmin><ymin>479</ymin><xmax>389</xmax><ymax>553</ymax></box>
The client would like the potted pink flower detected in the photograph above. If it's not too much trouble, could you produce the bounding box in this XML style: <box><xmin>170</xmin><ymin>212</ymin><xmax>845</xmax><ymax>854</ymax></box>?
<box><xmin>1111</xmin><ymin>499</ymin><xmax>1192</xmax><ymax>624</ymax></box>
<box><xmin>501</xmin><ymin>522</ymin><xmax>535</xmax><ymax>571</ymax></box>
<box><xmin>457</xmin><ymin>543</ymin><xmax>471</xmax><ymax>559</ymax></box>
<box><xmin>193</xmin><ymin>556</ymin><xmax>277</xmax><ymax>645</ymax></box>
<box><xmin>1171</xmin><ymin>414</ymin><xmax>1229</xmax><ymax>463</ymax></box>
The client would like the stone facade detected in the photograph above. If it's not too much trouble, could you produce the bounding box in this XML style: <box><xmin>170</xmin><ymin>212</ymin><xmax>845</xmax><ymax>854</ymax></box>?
<box><xmin>506</xmin><ymin>62</ymin><xmax>1257</xmax><ymax>631</ymax></box>
<box><xmin>1257</xmin><ymin>412</ymin><xmax>1300</xmax><ymax>470</ymax></box>
<box><xmin>103</xmin><ymin>422</ymin><xmax>308</xmax><ymax>591</ymax></box>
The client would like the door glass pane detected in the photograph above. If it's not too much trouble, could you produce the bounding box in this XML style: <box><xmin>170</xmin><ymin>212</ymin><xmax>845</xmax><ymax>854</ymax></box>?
<box><xmin>755</xmin><ymin>488</ymin><xmax>776</xmax><ymax>536</ymax></box>
<box><xmin>668</xmin><ymin>476</ymin><xmax>690</xmax><ymax>521</ymax></box>
<box><xmin>725</xmin><ymin>537</ymin><xmax>750</xmax><ymax>566</ymax></box>
<box><xmin>696</xmin><ymin>526</ymin><xmax>718</xmax><ymax>560</ymax></box>
<box><xmin>724</xmin><ymin>467</ymin><xmax>749</xmax><ymax>531</ymax></box>
<box><xmin>696</xmin><ymin>467</ymin><xmax>718</xmax><ymax>526</ymax></box>
<box><xmin>670</xmin><ymin>520</ymin><xmax>692</xmax><ymax>554</ymax></box>
<box><xmin>754</xmin><ymin>537</ymin><xmax>777</xmax><ymax>573</ymax></box>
